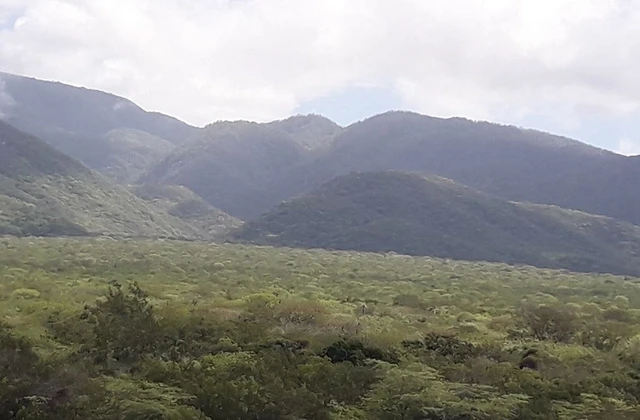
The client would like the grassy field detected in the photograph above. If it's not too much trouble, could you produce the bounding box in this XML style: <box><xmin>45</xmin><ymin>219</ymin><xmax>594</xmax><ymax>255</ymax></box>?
<box><xmin>2</xmin><ymin>237</ymin><xmax>640</xmax><ymax>419</ymax></box>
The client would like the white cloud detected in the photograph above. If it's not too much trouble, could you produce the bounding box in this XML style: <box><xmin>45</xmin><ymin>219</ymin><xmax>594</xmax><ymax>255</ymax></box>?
<box><xmin>0</xmin><ymin>0</ymin><xmax>639</xmax><ymax>129</ymax></box>
<box><xmin>616</xmin><ymin>137</ymin><xmax>640</xmax><ymax>156</ymax></box>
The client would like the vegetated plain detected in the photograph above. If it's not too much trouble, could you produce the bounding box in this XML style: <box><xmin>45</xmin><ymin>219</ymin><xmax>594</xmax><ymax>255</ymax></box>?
<box><xmin>2</xmin><ymin>237</ymin><xmax>640</xmax><ymax>419</ymax></box>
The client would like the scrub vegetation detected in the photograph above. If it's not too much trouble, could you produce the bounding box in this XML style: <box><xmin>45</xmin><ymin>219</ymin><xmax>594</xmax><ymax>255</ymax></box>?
<box><xmin>2</xmin><ymin>237</ymin><xmax>640</xmax><ymax>419</ymax></box>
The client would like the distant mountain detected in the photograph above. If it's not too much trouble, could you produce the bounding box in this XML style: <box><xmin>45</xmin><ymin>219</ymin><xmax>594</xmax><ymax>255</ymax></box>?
<box><xmin>95</xmin><ymin>129</ymin><xmax>175</xmax><ymax>183</ymax></box>
<box><xmin>143</xmin><ymin>111</ymin><xmax>640</xmax><ymax>223</ymax></box>
<box><xmin>231</xmin><ymin>171</ymin><xmax>640</xmax><ymax>276</ymax></box>
<box><xmin>0</xmin><ymin>72</ymin><xmax>197</xmax><ymax>181</ymax></box>
<box><xmin>266</xmin><ymin>114</ymin><xmax>342</xmax><ymax>150</ymax></box>
<box><xmin>287</xmin><ymin>112</ymin><xmax>640</xmax><ymax>225</ymax></box>
<box><xmin>131</xmin><ymin>184</ymin><xmax>241</xmax><ymax>238</ymax></box>
<box><xmin>141</xmin><ymin>120</ymin><xmax>311</xmax><ymax>219</ymax></box>
<box><xmin>0</xmin><ymin>120</ymin><xmax>219</xmax><ymax>239</ymax></box>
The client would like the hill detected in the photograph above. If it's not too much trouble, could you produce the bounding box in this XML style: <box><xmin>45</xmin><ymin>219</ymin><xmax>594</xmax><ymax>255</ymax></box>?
<box><xmin>141</xmin><ymin>120</ymin><xmax>311</xmax><ymax>219</ymax></box>
<box><xmin>131</xmin><ymin>184</ymin><xmax>241</xmax><ymax>238</ymax></box>
<box><xmin>286</xmin><ymin>112</ymin><xmax>640</xmax><ymax>225</ymax></box>
<box><xmin>0</xmin><ymin>120</ymin><xmax>220</xmax><ymax>238</ymax></box>
<box><xmin>95</xmin><ymin>129</ymin><xmax>175</xmax><ymax>183</ymax></box>
<box><xmin>231</xmin><ymin>171</ymin><xmax>640</xmax><ymax>276</ymax></box>
<box><xmin>0</xmin><ymin>72</ymin><xmax>197</xmax><ymax>181</ymax></box>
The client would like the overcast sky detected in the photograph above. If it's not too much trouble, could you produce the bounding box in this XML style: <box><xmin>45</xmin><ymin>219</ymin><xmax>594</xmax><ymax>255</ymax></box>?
<box><xmin>1</xmin><ymin>0</ymin><xmax>639</xmax><ymax>155</ymax></box>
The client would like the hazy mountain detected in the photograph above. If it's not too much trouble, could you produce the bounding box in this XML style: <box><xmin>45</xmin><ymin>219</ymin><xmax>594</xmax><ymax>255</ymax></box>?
<box><xmin>0</xmin><ymin>71</ymin><xmax>197</xmax><ymax>180</ymax></box>
<box><xmin>0</xmin><ymin>120</ymin><xmax>218</xmax><ymax>239</ymax></box>
<box><xmin>141</xmin><ymin>120</ymin><xmax>310</xmax><ymax>219</ymax></box>
<box><xmin>231</xmin><ymin>171</ymin><xmax>640</xmax><ymax>276</ymax></box>
<box><xmin>287</xmin><ymin>112</ymin><xmax>640</xmax><ymax>225</ymax></box>
<box><xmin>95</xmin><ymin>129</ymin><xmax>175</xmax><ymax>183</ymax></box>
<box><xmin>143</xmin><ymin>111</ymin><xmax>640</xmax><ymax>223</ymax></box>
<box><xmin>131</xmin><ymin>184</ymin><xmax>242</xmax><ymax>238</ymax></box>
<box><xmin>266</xmin><ymin>114</ymin><xmax>342</xmax><ymax>150</ymax></box>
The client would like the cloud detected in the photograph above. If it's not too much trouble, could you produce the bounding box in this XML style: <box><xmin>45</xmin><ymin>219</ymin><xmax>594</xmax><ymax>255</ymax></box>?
<box><xmin>0</xmin><ymin>0</ymin><xmax>640</xmax><ymax>135</ymax></box>
<box><xmin>616</xmin><ymin>138</ymin><xmax>640</xmax><ymax>156</ymax></box>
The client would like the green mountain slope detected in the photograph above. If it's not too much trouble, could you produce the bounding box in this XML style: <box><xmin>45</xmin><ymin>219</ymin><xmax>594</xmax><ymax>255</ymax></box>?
<box><xmin>231</xmin><ymin>171</ymin><xmax>640</xmax><ymax>276</ymax></box>
<box><xmin>97</xmin><ymin>129</ymin><xmax>175</xmax><ymax>183</ymax></box>
<box><xmin>0</xmin><ymin>72</ymin><xmax>197</xmax><ymax>180</ymax></box>
<box><xmin>0</xmin><ymin>121</ymin><xmax>214</xmax><ymax>238</ymax></box>
<box><xmin>131</xmin><ymin>184</ymin><xmax>242</xmax><ymax>238</ymax></box>
<box><xmin>141</xmin><ymin>120</ymin><xmax>310</xmax><ymax>219</ymax></box>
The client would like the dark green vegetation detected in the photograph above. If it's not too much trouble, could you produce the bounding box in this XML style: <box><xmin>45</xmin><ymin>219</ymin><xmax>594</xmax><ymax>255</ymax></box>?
<box><xmin>232</xmin><ymin>171</ymin><xmax>640</xmax><ymax>277</ymax></box>
<box><xmin>2</xmin><ymin>238</ymin><xmax>640</xmax><ymax>419</ymax></box>
<box><xmin>0</xmin><ymin>121</ymin><xmax>232</xmax><ymax>238</ymax></box>
<box><xmin>0</xmin><ymin>72</ymin><xmax>197</xmax><ymax>182</ymax></box>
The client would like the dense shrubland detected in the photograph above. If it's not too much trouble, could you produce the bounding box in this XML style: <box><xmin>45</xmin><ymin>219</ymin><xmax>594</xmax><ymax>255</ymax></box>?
<box><xmin>2</xmin><ymin>237</ymin><xmax>640</xmax><ymax>419</ymax></box>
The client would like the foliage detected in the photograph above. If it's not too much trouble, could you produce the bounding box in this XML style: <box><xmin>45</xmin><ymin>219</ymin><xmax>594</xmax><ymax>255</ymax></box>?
<box><xmin>1</xmin><ymin>237</ymin><xmax>640</xmax><ymax>419</ymax></box>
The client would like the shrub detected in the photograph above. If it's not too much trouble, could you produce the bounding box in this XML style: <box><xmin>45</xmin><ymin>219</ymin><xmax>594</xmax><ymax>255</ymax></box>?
<box><xmin>321</xmin><ymin>339</ymin><xmax>399</xmax><ymax>365</ymax></box>
<box><xmin>519</xmin><ymin>304</ymin><xmax>577</xmax><ymax>343</ymax></box>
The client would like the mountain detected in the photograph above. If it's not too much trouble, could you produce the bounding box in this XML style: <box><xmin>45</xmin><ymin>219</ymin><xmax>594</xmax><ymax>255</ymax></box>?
<box><xmin>230</xmin><ymin>171</ymin><xmax>640</xmax><ymax>276</ymax></box>
<box><xmin>286</xmin><ymin>112</ymin><xmax>640</xmax><ymax>225</ymax></box>
<box><xmin>266</xmin><ymin>114</ymin><xmax>342</xmax><ymax>150</ymax></box>
<box><xmin>0</xmin><ymin>72</ymin><xmax>197</xmax><ymax>181</ymax></box>
<box><xmin>96</xmin><ymin>129</ymin><xmax>175</xmax><ymax>183</ymax></box>
<box><xmin>0</xmin><ymin>120</ymin><xmax>220</xmax><ymax>238</ymax></box>
<box><xmin>131</xmin><ymin>184</ymin><xmax>241</xmax><ymax>238</ymax></box>
<box><xmin>141</xmin><ymin>120</ymin><xmax>311</xmax><ymax>219</ymax></box>
<box><xmin>143</xmin><ymin>111</ymin><xmax>640</xmax><ymax>223</ymax></box>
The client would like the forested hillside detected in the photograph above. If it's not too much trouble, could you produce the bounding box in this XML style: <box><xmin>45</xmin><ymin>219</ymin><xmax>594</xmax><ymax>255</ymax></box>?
<box><xmin>141</xmin><ymin>120</ymin><xmax>312</xmax><ymax>219</ymax></box>
<box><xmin>232</xmin><ymin>171</ymin><xmax>640</xmax><ymax>276</ymax></box>
<box><xmin>284</xmin><ymin>112</ymin><xmax>640</xmax><ymax>225</ymax></box>
<box><xmin>131</xmin><ymin>184</ymin><xmax>241</xmax><ymax>238</ymax></box>
<box><xmin>0</xmin><ymin>121</ymin><xmax>224</xmax><ymax>238</ymax></box>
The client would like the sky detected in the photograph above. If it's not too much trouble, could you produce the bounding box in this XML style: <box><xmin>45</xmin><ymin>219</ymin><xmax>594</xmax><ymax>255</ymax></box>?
<box><xmin>0</xmin><ymin>0</ymin><xmax>639</xmax><ymax>155</ymax></box>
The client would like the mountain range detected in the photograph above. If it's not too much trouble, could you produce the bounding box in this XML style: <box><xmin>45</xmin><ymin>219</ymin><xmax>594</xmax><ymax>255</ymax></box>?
<box><xmin>144</xmin><ymin>111</ymin><xmax>640</xmax><ymax>225</ymax></box>
<box><xmin>1</xmin><ymin>71</ymin><xmax>639</xmax><ymax>276</ymax></box>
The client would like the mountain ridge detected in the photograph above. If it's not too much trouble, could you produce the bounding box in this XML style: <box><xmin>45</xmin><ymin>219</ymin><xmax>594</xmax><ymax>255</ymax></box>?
<box><xmin>0</xmin><ymin>71</ymin><xmax>198</xmax><ymax>182</ymax></box>
<box><xmin>144</xmin><ymin>110</ymin><xmax>638</xmax><ymax>223</ymax></box>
